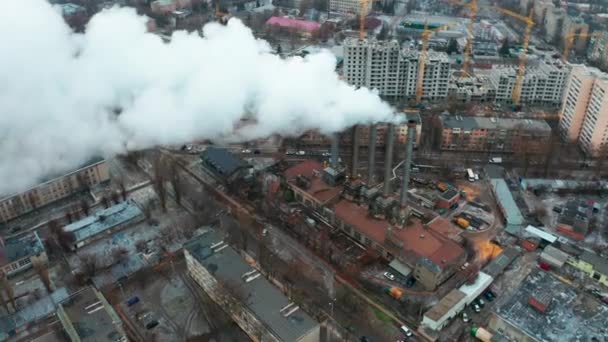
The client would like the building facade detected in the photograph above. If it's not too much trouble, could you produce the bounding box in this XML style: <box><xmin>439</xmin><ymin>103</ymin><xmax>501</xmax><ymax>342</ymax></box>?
<box><xmin>440</xmin><ymin>116</ymin><xmax>552</xmax><ymax>152</ymax></box>
<box><xmin>0</xmin><ymin>159</ymin><xmax>110</xmax><ymax>223</ymax></box>
<box><xmin>329</xmin><ymin>0</ymin><xmax>371</xmax><ymax>15</ymax></box>
<box><xmin>588</xmin><ymin>31</ymin><xmax>608</xmax><ymax>69</ymax></box>
<box><xmin>559</xmin><ymin>65</ymin><xmax>608</xmax><ymax>156</ymax></box>
<box><xmin>343</xmin><ymin>38</ymin><xmax>449</xmax><ymax>101</ymax></box>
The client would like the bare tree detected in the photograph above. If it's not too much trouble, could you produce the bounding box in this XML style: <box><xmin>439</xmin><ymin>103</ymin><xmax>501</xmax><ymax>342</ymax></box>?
<box><xmin>80</xmin><ymin>199</ymin><xmax>90</xmax><ymax>216</ymax></box>
<box><xmin>79</xmin><ymin>253</ymin><xmax>98</xmax><ymax>279</ymax></box>
<box><xmin>0</xmin><ymin>274</ymin><xmax>16</xmax><ymax>312</ymax></box>
<box><xmin>112</xmin><ymin>247</ymin><xmax>129</xmax><ymax>265</ymax></box>
<box><xmin>32</xmin><ymin>258</ymin><xmax>53</xmax><ymax>292</ymax></box>
<box><xmin>117</xmin><ymin>178</ymin><xmax>128</xmax><ymax>201</ymax></box>
<box><xmin>152</xmin><ymin>153</ymin><xmax>168</xmax><ymax>211</ymax></box>
<box><xmin>169</xmin><ymin>161</ymin><xmax>182</xmax><ymax>205</ymax></box>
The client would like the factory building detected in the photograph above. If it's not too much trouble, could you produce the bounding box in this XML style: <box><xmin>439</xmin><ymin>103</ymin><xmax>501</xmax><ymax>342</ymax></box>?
<box><xmin>343</xmin><ymin>38</ymin><xmax>450</xmax><ymax>101</ymax></box>
<box><xmin>0</xmin><ymin>158</ymin><xmax>110</xmax><ymax>223</ymax></box>
<box><xmin>440</xmin><ymin>116</ymin><xmax>552</xmax><ymax>153</ymax></box>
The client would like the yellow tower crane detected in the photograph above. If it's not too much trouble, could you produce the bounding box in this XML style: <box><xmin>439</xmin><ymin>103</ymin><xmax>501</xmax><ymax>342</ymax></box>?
<box><xmin>495</xmin><ymin>7</ymin><xmax>534</xmax><ymax>106</ymax></box>
<box><xmin>563</xmin><ymin>31</ymin><xmax>601</xmax><ymax>62</ymax></box>
<box><xmin>360</xmin><ymin>0</ymin><xmax>370</xmax><ymax>40</ymax></box>
<box><xmin>448</xmin><ymin>0</ymin><xmax>478</xmax><ymax>77</ymax></box>
<box><xmin>415</xmin><ymin>22</ymin><xmax>457</xmax><ymax>104</ymax></box>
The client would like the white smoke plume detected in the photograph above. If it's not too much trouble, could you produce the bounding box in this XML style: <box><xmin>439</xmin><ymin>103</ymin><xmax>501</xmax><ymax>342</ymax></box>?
<box><xmin>0</xmin><ymin>0</ymin><xmax>396</xmax><ymax>195</ymax></box>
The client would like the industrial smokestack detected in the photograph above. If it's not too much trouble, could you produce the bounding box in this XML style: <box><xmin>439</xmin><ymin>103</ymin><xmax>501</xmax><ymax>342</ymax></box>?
<box><xmin>400</xmin><ymin>120</ymin><xmax>417</xmax><ymax>207</ymax></box>
<box><xmin>383</xmin><ymin>124</ymin><xmax>395</xmax><ymax>196</ymax></box>
<box><xmin>368</xmin><ymin>124</ymin><xmax>377</xmax><ymax>185</ymax></box>
<box><xmin>351</xmin><ymin>125</ymin><xmax>359</xmax><ymax>177</ymax></box>
<box><xmin>331</xmin><ymin>133</ymin><xmax>339</xmax><ymax>169</ymax></box>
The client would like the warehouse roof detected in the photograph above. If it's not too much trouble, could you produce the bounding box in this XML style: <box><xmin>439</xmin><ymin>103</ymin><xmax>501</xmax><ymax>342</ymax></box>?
<box><xmin>579</xmin><ymin>250</ymin><xmax>608</xmax><ymax>276</ymax></box>
<box><xmin>491</xmin><ymin>179</ymin><xmax>524</xmax><ymax>226</ymax></box>
<box><xmin>184</xmin><ymin>231</ymin><xmax>319</xmax><ymax>342</ymax></box>
<box><xmin>424</xmin><ymin>289</ymin><xmax>466</xmax><ymax>321</ymax></box>
<box><xmin>200</xmin><ymin>147</ymin><xmax>248</xmax><ymax>180</ymax></box>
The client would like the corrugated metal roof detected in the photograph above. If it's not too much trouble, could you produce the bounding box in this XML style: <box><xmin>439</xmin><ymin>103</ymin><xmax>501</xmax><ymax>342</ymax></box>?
<box><xmin>200</xmin><ymin>147</ymin><xmax>247</xmax><ymax>179</ymax></box>
<box><xmin>63</xmin><ymin>201</ymin><xmax>142</xmax><ymax>243</ymax></box>
<box><xmin>525</xmin><ymin>225</ymin><xmax>557</xmax><ymax>243</ymax></box>
<box><xmin>491</xmin><ymin>179</ymin><xmax>524</xmax><ymax>226</ymax></box>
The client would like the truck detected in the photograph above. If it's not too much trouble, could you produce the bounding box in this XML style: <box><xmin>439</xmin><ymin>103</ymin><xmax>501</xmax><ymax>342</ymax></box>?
<box><xmin>385</xmin><ymin>287</ymin><xmax>403</xmax><ymax>300</ymax></box>
<box><xmin>455</xmin><ymin>218</ymin><xmax>470</xmax><ymax>229</ymax></box>
<box><xmin>489</xmin><ymin>157</ymin><xmax>502</xmax><ymax>164</ymax></box>
<box><xmin>471</xmin><ymin>326</ymin><xmax>493</xmax><ymax>342</ymax></box>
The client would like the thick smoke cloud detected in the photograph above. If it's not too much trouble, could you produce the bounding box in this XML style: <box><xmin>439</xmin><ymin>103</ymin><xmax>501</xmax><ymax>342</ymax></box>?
<box><xmin>0</xmin><ymin>0</ymin><xmax>395</xmax><ymax>195</ymax></box>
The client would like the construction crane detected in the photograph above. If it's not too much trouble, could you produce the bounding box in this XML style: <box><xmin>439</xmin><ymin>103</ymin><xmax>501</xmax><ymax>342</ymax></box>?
<box><xmin>563</xmin><ymin>31</ymin><xmax>601</xmax><ymax>62</ymax></box>
<box><xmin>495</xmin><ymin>7</ymin><xmax>534</xmax><ymax>106</ymax></box>
<box><xmin>448</xmin><ymin>0</ymin><xmax>478</xmax><ymax>77</ymax></box>
<box><xmin>415</xmin><ymin>22</ymin><xmax>457</xmax><ymax>104</ymax></box>
<box><xmin>359</xmin><ymin>0</ymin><xmax>369</xmax><ymax>40</ymax></box>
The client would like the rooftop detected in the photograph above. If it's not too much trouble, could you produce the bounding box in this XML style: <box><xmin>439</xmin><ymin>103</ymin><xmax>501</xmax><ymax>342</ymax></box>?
<box><xmin>482</xmin><ymin>247</ymin><xmax>520</xmax><ymax>278</ymax></box>
<box><xmin>426</xmin><ymin>216</ymin><xmax>462</xmax><ymax>241</ymax></box>
<box><xmin>490</xmin><ymin>179</ymin><xmax>524</xmax><ymax>226</ymax></box>
<box><xmin>58</xmin><ymin>287</ymin><xmax>125</xmax><ymax>342</ymax></box>
<box><xmin>494</xmin><ymin>270</ymin><xmax>608</xmax><ymax>342</ymax></box>
<box><xmin>442</xmin><ymin>115</ymin><xmax>551</xmax><ymax>133</ymax></box>
<box><xmin>200</xmin><ymin>147</ymin><xmax>248</xmax><ymax>179</ymax></box>
<box><xmin>333</xmin><ymin>200</ymin><xmax>465</xmax><ymax>268</ymax></box>
<box><xmin>0</xmin><ymin>232</ymin><xmax>45</xmax><ymax>266</ymax></box>
<box><xmin>440</xmin><ymin>189</ymin><xmax>459</xmax><ymax>200</ymax></box>
<box><xmin>579</xmin><ymin>250</ymin><xmax>608</xmax><ymax>276</ymax></box>
<box><xmin>63</xmin><ymin>201</ymin><xmax>142</xmax><ymax>243</ymax></box>
<box><xmin>284</xmin><ymin>161</ymin><xmax>342</xmax><ymax>203</ymax></box>
<box><xmin>266</xmin><ymin>16</ymin><xmax>321</xmax><ymax>32</ymax></box>
<box><xmin>184</xmin><ymin>231</ymin><xmax>319</xmax><ymax>342</ymax></box>
<box><xmin>424</xmin><ymin>289</ymin><xmax>466</xmax><ymax>321</ymax></box>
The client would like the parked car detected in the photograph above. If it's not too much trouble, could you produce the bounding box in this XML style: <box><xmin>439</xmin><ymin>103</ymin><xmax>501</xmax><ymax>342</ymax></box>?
<box><xmin>477</xmin><ymin>298</ymin><xmax>485</xmax><ymax>307</ymax></box>
<box><xmin>383</xmin><ymin>272</ymin><xmax>396</xmax><ymax>281</ymax></box>
<box><xmin>360</xmin><ymin>337</ymin><xmax>370</xmax><ymax>342</ymax></box>
<box><xmin>405</xmin><ymin>277</ymin><xmax>416</xmax><ymax>288</ymax></box>
<box><xmin>241</xmin><ymin>149</ymin><xmax>251</xmax><ymax>154</ymax></box>
<box><xmin>462</xmin><ymin>312</ymin><xmax>470</xmax><ymax>322</ymax></box>
<box><xmin>296</xmin><ymin>150</ymin><xmax>306</xmax><ymax>155</ymax></box>
<box><xmin>473</xmin><ymin>304</ymin><xmax>481</xmax><ymax>313</ymax></box>
<box><xmin>145</xmin><ymin>320</ymin><xmax>159</xmax><ymax>330</ymax></box>
<box><xmin>484</xmin><ymin>291</ymin><xmax>495</xmax><ymax>301</ymax></box>
<box><xmin>400</xmin><ymin>325</ymin><xmax>413</xmax><ymax>337</ymax></box>
<box><xmin>126</xmin><ymin>296</ymin><xmax>140</xmax><ymax>307</ymax></box>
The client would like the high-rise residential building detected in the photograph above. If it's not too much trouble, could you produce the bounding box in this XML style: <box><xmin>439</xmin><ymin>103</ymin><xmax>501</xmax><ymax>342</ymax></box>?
<box><xmin>559</xmin><ymin>65</ymin><xmax>608</xmax><ymax>156</ymax></box>
<box><xmin>343</xmin><ymin>38</ymin><xmax>450</xmax><ymax>100</ymax></box>
<box><xmin>561</xmin><ymin>16</ymin><xmax>590</xmax><ymax>53</ymax></box>
<box><xmin>488</xmin><ymin>61</ymin><xmax>569</xmax><ymax>106</ymax></box>
<box><xmin>329</xmin><ymin>0</ymin><xmax>371</xmax><ymax>15</ymax></box>
<box><xmin>588</xmin><ymin>31</ymin><xmax>608</xmax><ymax>69</ymax></box>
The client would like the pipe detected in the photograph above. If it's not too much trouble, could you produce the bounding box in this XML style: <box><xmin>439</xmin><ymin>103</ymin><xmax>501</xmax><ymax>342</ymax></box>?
<box><xmin>352</xmin><ymin>125</ymin><xmax>359</xmax><ymax>177</ymax></box>
<box><xmin>331</xmin><ymin>133</ymin><xmax>339</xmax><ymax>169</ymax></box>
<box><xmin>383</xmin><ymin>124</ymin><xmax>395</xmax><ymax>195</ymax></box>
<box><xmin>400</xmin><ymin>120</ymin><xmax>417</xmax><ymax>206</ymax></box>
<box><xmin>368</xmin><ymin>124</ymin><xmax>377</xmax><ymax>185</ymax></box>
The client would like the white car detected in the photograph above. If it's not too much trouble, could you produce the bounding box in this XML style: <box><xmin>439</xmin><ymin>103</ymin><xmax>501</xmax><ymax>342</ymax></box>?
<box><xmin>473</xmin><ymin>304</ymin><xmax>481</xmax><ymax>313</ymax></box>
<box><xmin>296</xmin><ymin>150</ymin><xmax>306</xmax><ymax>156</ymax></box>
<box><xmin>383</xmin><ymin>272</ymin><xmax>396</xmax><ymax>281</ymax></box>
<box><xmin>462</xmin><ymin>312</ymin><xmax>470</xmax><ymax>322</ymax></box>
<box><xmin>241</xmin><ymin>149</ymin><xmax>251</xmax><ymax>154</ymax></box>
<box><xmin>321</xmin><ymin>152</ymin><xmax>331</xmax><ymax>156</ymax></box>
<box><xmin>400</xmin><ymin>325</ymin><xmax>413</xmax><ymax>337</ymax></box>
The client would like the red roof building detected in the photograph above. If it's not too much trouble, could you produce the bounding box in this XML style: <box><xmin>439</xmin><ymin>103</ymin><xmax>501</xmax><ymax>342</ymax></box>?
<box><xmin>266</xmin><ymin>17</ymin><xmax>321</xmax><ymax>36</ymax></box>
<box><xmin>284</xmin><ymin>161</ymin><xmax>341</xmax><ymax>207</ymax></box>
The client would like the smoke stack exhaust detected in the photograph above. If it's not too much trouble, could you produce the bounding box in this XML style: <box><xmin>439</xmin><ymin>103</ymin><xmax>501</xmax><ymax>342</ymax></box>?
<box><xmin>351</xmin><ymin>125</ymin><xmax>359</xmax><ymax>177</ymax></box>
<box><xmin>331</xmin><ymin>133</ymin><xmax>339</xmax><ymax>169</ymax></box>
<box><xmin>383</xmin><ymin>124</ymin><xmax>395</xmax><ymax>196</ymax></box>
<box><xmin>400</xmin><ymin>120</ymin><xmax>417</xmax><ymax>207</ymax></box>
<box><xmin>368</xmin><ymin>124</ymin><xmax>377</xmax><ymax>185</ymax></box>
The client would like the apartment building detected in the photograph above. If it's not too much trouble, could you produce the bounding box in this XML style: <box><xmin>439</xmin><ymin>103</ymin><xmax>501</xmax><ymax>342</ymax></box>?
<box><xmin>329</xmin><ymin>0</ymin><xmax>371</xmax><ymax>15</ymax></box>
<box><xmin>488</xmin><ymin>61</ymin><xmax>569</xmax><ymax>106</ymax></box>
<box><xmin>184</xmin><ymin>231</ymin><xmax>321</xmax><ymax>342</ymax></box>
<box><xmin>343</xmin><ymin>38</ymin><xmax>450</xmax><ymax>101</ymax></box>
<box><xmin>0</xmin><ymin>232</ymin><xmax>47</xmax><ymax>277</ymax></box>
<box><xmin>559</xmin><ymin>65</ymin><xmax>608</xmax><ymax>156</ymax></box>
<box><xmin>440</xmin><ymin>115</ymin><xmax>552</xmax><ymax>152</ymax></box>
<box><xmin>0</xmin><ymin>158</ymin><xmax>110</xmax><ymax>223</ymax></box>
<box><xmin>588</xmin><ymin>31</ymin><xmax>608</xmax><ymax>69</ymax></box>
<box><xmin>562</xmin><ymin>16</ymin><xmax>589</xmax><ymax>53</ymax></box>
